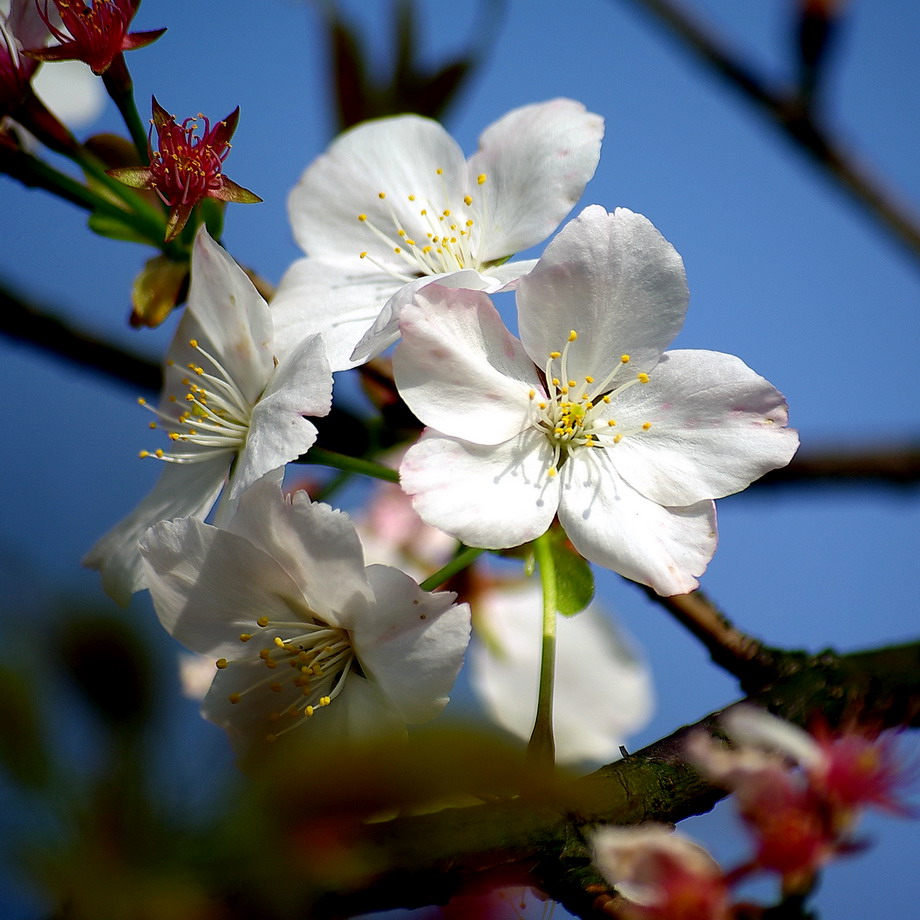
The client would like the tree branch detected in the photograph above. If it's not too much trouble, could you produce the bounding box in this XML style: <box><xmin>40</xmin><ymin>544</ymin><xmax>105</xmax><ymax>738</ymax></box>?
<box><xmin>300</xmin><ymin>639</ymin><xmax>920</xmax><ymax>917</ymax></box>
<box><xmin>639</xmin><ymin>586</ymin><xmax>802</xmax><ymax>691</ymax></box>
<box><xmin>615</xmin><ymin>0</ymin><xmax>920</xmax><ymax>267</ymax></box>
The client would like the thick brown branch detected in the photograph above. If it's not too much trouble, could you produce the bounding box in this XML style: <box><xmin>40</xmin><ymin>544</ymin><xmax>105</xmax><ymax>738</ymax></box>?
<box><xmin>616</xmin><ymin>0</ymin><xmax>920</xmax><ymax>266</ymax></box>
<box><xmin>304</xmin><ymin>640</ymin><xmax>920</xmax><ymax>917</ymax></box>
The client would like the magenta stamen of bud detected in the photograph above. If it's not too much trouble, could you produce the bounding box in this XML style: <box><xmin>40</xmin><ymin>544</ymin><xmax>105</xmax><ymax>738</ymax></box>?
<box><xmin>31</xmin><ymin>0</ymin><xmax>166</xmax><ymax>75</ymax></box>
<box><xmin>148</xmin><ymin>107</ymin><xmax>233</xmax><ymax>209</ymax></box>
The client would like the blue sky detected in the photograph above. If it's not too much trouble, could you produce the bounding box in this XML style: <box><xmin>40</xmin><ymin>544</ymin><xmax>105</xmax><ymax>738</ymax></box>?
<box><xmin>2</xmin><ymin>1</ymin><xmax>918</xmax><ymax>916</ymax></box>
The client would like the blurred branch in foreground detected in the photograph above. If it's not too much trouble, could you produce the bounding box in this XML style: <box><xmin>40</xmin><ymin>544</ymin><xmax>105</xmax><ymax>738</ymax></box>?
<box><xmin>616</xmin><ymin>0</ymin><xmax>920</xmax><ymax>267</ymax></box>
<box><xmin>3</xmin><ymin>278</ymin><xmax>920</xmax><ymax>491</ymax></box>
<box><xmin>300</xmin><ymin>639</ymin><xmax>920</xmax><ymax>918</ymax></box>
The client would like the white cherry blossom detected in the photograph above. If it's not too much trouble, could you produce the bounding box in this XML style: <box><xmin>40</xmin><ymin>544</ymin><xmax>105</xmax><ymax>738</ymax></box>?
<box><xmin>271</xmin><ymin>99</ymin><xmax>603</xmax><ymax>370</ymax></box>
<box><xmin>84</xmin><ymin>228</ymin><xmax>332</xmax><ymax>605</ymax></box>
<box><xmin>139</xmin><ymin>477</ymin><xmax>471</xmax><ymax>752</ymax></box>
<box><xmin>394</xmin><ymin>206</ymin><xmax>799</xmax><ymax>596</ymax></box>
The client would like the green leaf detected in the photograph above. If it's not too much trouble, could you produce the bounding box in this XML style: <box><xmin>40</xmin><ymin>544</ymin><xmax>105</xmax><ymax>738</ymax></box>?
<box><xmin>548</xmin><ymin>530</ymin><xmax>594</xmax><ymax>617</ymax></box>
<box><xmin>88</xmin><ymin>211</ymin><xmax>152</xmax><ymax>244</ymax></box>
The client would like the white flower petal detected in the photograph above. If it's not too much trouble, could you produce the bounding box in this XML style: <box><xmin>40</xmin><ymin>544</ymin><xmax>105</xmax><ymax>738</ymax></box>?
<box><xmin>350</xmin><ymin>267</ymin><xmax>511</xmax><ymax>365</ymax></box>
<box><xmin>188</xmin><ymin>228</ymin><xmax>274</xmax><ymax>403</ymax></box>
<box><xmin>139</xmin><ymin>516</ymin><xmax>306</xmax><ymax>659</ymax></box>
<box><xmin>516</xmin><ymin>206</ymin><xmax>688</xmax><ymax>381</ymax></box>
<box><xmin>471</xmin><ymin>582</ymin><xmax>653</xmax><ymax>765</ymax></box>
<box><xmin>224</xmin><ymin>477</ymin><xmax>373</xmax><ymax>624</ymax></box>
<box><xmin>468</xmin><ymin>99</ymin><xmax>603</xmax><ymax>261</ymax></box>
<box><xmin>723</xmin><ymin>705</ymin><xmax>822</xmax><ymax>769</ymax></box>
<box><xmin>558</xmin><ymin>449</ymin><xmax>717</xmax><ymax>595</ymax></box>
<box><xmin>270</xmin><ymin>256</ymin><xmax>398</xmax><ymax>371</ymax></box>
<box><xmin>288</xmin><ymin>114</ymin><xmax>467</xmax><ymax>267</ymax></box>
<box><xmin>394</xmin><ymin>284</ymin><xmax>540</xmax><ymax>444</ymax></box>
<box><xmin>83</xmin><ymin>456</ymin><xmax>227</xmax><ymax>606</ymax></box>
<box><xmin>607</xmin><ymin>350</ymin><xmax>799</xmax><ymax>506</ymax></box>
<box><xmin>356</xmin><ymin>565</ymin><xmax>471</xmax><ymax>723</ymax></box>
<box><xmin>400</xmin><ymin>429</ymin><xmax>559</xmax><ymax>550</ymax></box>
<box><xmin>230</xmin><ymin>333</ymin><xmax>332</xmax><ymax>498</ymax></box>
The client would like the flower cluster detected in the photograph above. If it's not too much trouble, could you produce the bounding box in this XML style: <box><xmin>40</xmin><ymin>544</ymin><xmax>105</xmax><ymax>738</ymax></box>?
<box><xmin>84</xmin><ymin>97</ymin><xmax>798</xmax><ymax>756</ymax></box>
<box><xmin>591</xmin><ymin>709</ymin><xmax>912</xmax><ymax>918</ymax></box>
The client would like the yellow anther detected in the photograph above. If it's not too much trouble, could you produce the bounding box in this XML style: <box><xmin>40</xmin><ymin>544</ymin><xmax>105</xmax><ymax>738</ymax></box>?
<box><xmin>550</xmin><ymin>351</ymin><xmax>561</xmax><ymax>359</ymax></box>
<box><xmin>168</xmin><ymin>432</ymin><xmax>180</xmax><ymax>441</ymax></box>
<box><xmin>477</xmin><ymin>173</ymin><xmax>487</xmax><ymax>185</ymax></box>
<box><xmin>357</xmin><ymin>213</ymin><xmax>367</xmax><ymax>221</ymax></box>
<box><xmin>304</xmin><ymin>706</ymin><xmax>315</xmax><ymax>717</ymax></box>
<box><xmin>137</xmin><ymin>397</ymin><xmax>147</xmax><ymax>406</ymax></box>
<box><xmin>138</xmin><ymin>450</ymin><xmax>150</xmax><ymax>459</ymax></box>
<box><xmin>613</xmin><ymin>434</ymin><xmax>623</xmax><ymax>444</ymax></box>
<box><xmin>359</xmin><ymin>251</ymin><xmax>367</xmax><ymax>258</ymax></box>
<box><xmin>378</xmin><ymin>191</ymin><xmax>386</xmax><ymax>199</ymax></box>
<box><xmin>443</xmin><ymin>209</ymin><xmax>451</xmax><ymax>216</ymax></box>
<box><xmin>528</xmin><ymin>389</ymin><xmax>536</xmax><ymax>399</ymax></box>
<box><xmin>394</xmin><ymin>246</ymin><xmax>401</xmax><ymax>253</ymax></box>
<box><xmin>552</xmin><ymin>377</ymin><xmax>561</xmax><ymax>387</ymax></box>
<box><xmin>257</xmin><ymin>617</ymin><xmax>270</xmax><ymax>627</ymax></box>
<box><xmin>408</xmin><ymin>194</ymin><xmax>416</xmax><ymax>201</ymax></box>
<box><xmin>548</xmin><ymin>467</ymin><xmax>558</xmax><ymax>478</ymax></box>
<box><xmin>463</xmin><ymin>195</ymin><xmax>473</xmax><ymax>206</ymax></box>
<box><xmin>189</xmin><ymin>339</ymin><xmax>199</xmax><ymax>348</ymax></box>
<box><xmin>398</xmin><ymin>229</ymin><xmax>406</xmax><ymax>237</ymax></box>
<box><xmin>228</xmin><ymin>693</ymin><xmax>241</xmax><ymax>704</ymax></box>
<box><xmin>637</xmin><ymin>372</ymin><xmax>650</xmax><ymax>384</ymax></box>
<box><xmin>568</xmin><ymin>379</ymin><xmax>577</xmax><ymax>388</ymax></box>
<box><xmin>239</xmin><ymin>633</ymin><xmax>252</xmax><ymax>642</ymax></box>
<box><xmin>406</xmin><ymin>238</ymin><xmax>416</xmax><ymax>246</ymax></box>
<box><xmin>607</xmin><ymin>419</ymin><xmax>617</xmax><ymax>427</ymax></box>
<box><xmin>154</xmin><ymin>449</ymin><xmax>164</xmax><ymax>458</ymax></box>
<box><xmin>216</xmin><ymin>658</ymin><xmax>228</xmax><ymax>669</ymax></box>
<box><xmin>466</xmin><ymin>219</ymin><xmax>474</xmax><ymax>227</ymax></box>
<box><xmin>274</xmin><ymin>636</ymin><xmax>286</xmax><ymax>648</ymax></box>
<box><xmin>620</xmin><ymin>354</ymin><xmax>630</xmax><ymax>364</ymax></box>
<box><xmin>585</xmin><ymin>376</ymin><xmax>594</xmax><ymax>384</ymax></box>
<box><xmin>320</xmin><ymin>696</ymin><xmax>331</xmax><ymax>707</ymax></box>
<box><xmin>568</xmin><ymin>330</ymin><xmax>578</xmax><ymax>342</ymax></box>
<box><xmin>149</xmin><ymin>422</ymin><xmax>157</xmax><ymax>429</ymax></box>
<box><xmin>436</xmin><ymin>168</ymin><xmax>443</xmax><ymax>175</ymax></box>
<box><xmin>642</xmin><ymin>422</ymin><xmax>652</xmax><ymax>430</ymax></box>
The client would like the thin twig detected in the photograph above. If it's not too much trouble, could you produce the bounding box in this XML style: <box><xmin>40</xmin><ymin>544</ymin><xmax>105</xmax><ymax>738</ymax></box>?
<box><xmin>639</xmin><ymin>586</ymin><xmax>797</xmax><ymax>691</ymax></box>
<box><xmin>616</xmin><ymin>0</ymin><xmax>920</xmax><ymax>266</ymax></box>
<box><xmin>4</xmin><ymin>289</ymin><xmax>920</xmax><ymax>489</ymax></box>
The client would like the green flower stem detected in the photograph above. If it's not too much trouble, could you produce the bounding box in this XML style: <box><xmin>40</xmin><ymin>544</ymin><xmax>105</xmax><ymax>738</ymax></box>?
<box><xmin>302</xmin><ymin>447</ymin><xmax>400</xmax><ymax>484</ymax></box>
<box><xmin>420</xmin><ymin>545</ymin><xmax>484</xmax><ymax>592</ymax></box>
<box><xmin>102</xmin><ymin>57</ymin><xmax>150</xmax><ymax>164</ymax></box>
<box><xmin>0</xmin><ymin>147</ymin><xmax>124</xmax><ymax>218</ymax></box>
<box><xmin>67</xmin><ymin>147</ymin><xmax>175</xmax><ymax>250</ymax></box>
<box><xmin>527</xmin><ymin>530</ymin><xmax>557</xmax><ymax>767</ymax></box>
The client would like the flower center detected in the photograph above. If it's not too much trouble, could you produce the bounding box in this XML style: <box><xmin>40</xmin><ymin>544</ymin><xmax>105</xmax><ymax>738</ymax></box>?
<box><xmin>529</xmin><ymin>330</ymin><xmax>653</xmax><ymax>477</ymax></box>
<box><xmin>355</xmin><ymin>170</ymin><xmax>489</xmax><ymax>281</ymax></box>
<box><xmin>149</xmin><ymin>113</ymin><xmax>228</xmax><ymax>207</ymax></box>
<box><xmin>215</xmin><ymin>613</ymin><xmax>356</xmax><ymax>742</ymax></box>
<box><xmin>137</xmin><ymin>338</ymin><xmax>252</xmax><ymax>464</ymax></box>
